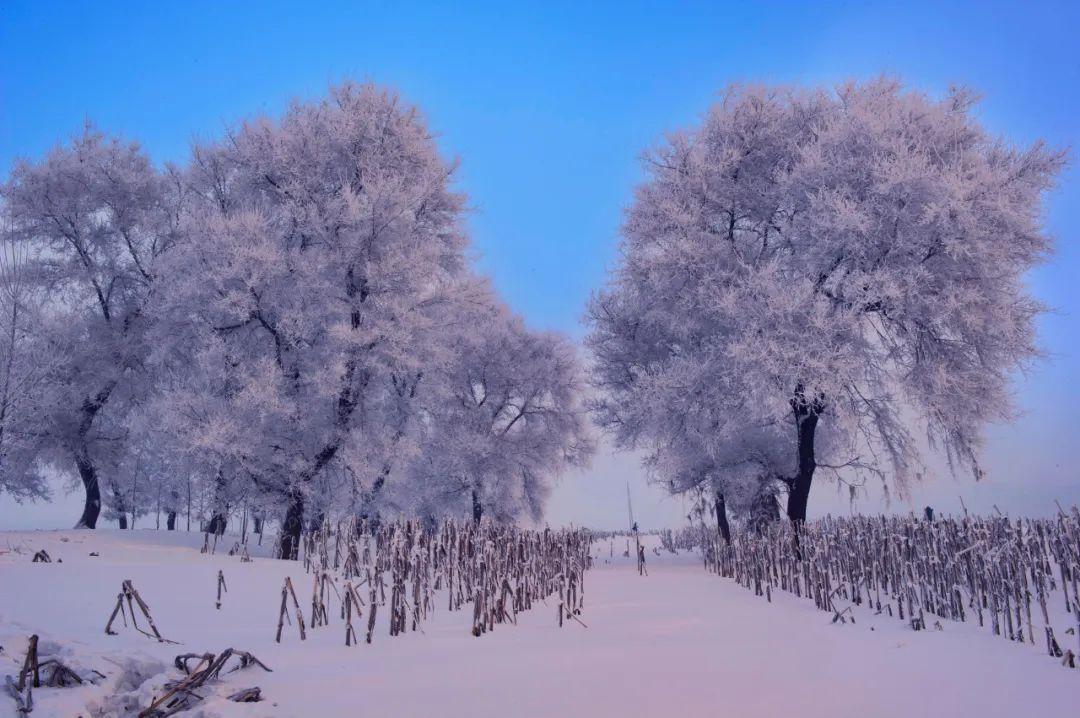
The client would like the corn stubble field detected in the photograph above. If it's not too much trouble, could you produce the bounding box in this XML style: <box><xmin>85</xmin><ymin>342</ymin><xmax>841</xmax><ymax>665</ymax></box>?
<box><xmin>1</xmin><ymin>510</ymin><xmax>1078</xmax><ymax>717</ymax></box>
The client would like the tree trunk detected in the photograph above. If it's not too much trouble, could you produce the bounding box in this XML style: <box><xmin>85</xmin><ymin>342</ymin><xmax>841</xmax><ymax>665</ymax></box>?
<box><xmin>207</xmin><ymin>471</ymin><xmax>229</xmax><ymax>536</ymax></box>
<box><xmin>471</xmin><ymin>489</ymin><xmax>482</xmax><ymax>523</ymax></box>
<box><xmin>278</xmin><ymin>492</ymin><xmax>304</xmax><ymax>560</ymax></box>
<box><xmin>130</xmin><ymin>471</ymin><xmax>138</xmax><ymax>529</ymax></box>
<box><xmin>356</xmin><ymin>473</ymin><xmax>388</xmax><ymax>529</ymax></box>
<box><xmin>110</xmin><ymin>484</ymin><xmax>128</xmax><ymax>530</ymax></box>
<box><xmin>166</xmin><ymin>511</ymin><xmax>177</xmax><ymax>531</ymax></box>
<box><xmin>786</xmin><ymin>396</ymin><xmax>822</xmax><ymax>559</ymax></box>
<box><xmin>207</xmin><ymin>513</ymin><xmax>227</xmax><ymax>536</ymax></box>
<box><xmin>71</xmin><ymin>385</ymin><xmax>115</xmax><ymax>529</ymax></box>
<box><xmin>253</xmin><ymin>514</ymin><xmax>263</xmax><ymax>535</ymax></box>
<box><xmin>715</xmin><ymin>492</ymin><xmax>731</xmax><ymax>544</ymax></box>
<box><xmin>74</xmin><ymin>455</ymin><xmax>101</xmax><ymax>529</ymax></box>
<box><xmin>786</xmin><ymin>410</ymin><xmax>819</xmax><ymax>524</ymax></box>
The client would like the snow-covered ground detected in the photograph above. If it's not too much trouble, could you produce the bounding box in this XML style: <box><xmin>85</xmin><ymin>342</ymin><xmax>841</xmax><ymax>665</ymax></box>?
<box><xmin>1</xmin><ymin>529</ymin><xmax>1076</xmax><ymax>717</ymax></box>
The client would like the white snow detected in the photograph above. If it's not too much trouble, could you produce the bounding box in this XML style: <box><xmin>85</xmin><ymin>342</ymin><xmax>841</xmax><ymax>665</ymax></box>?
<box><xmin>1</xmin><ymin>529</ymin><xmax>1076</xmax><ymax>717</ymax></box>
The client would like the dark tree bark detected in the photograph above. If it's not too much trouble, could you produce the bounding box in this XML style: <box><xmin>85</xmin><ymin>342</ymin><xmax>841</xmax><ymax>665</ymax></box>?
<box><xmin>207</xmin><ymin>513</ymin><xmax>227</xmax><ymax>536</ymax></box>
<box><xmin>785</xmin><ymin>392</ymin><xmax>823</xmax><ymax>560</ymax></box>
<box><xmin>471</xmin><ymin>489</ymin><xmax>482</xmax><ymax>523</ymax></box>
<box><xmin>72</xmin><ymin>384</ymin><xmax>116</xmax><ymax>529</ymax></box>
<box><xmin>785</xmin><ymin>395</ymin><xmax>822</xmax><ymax>525</ymax></box>
<box><xmin>109</xmin><ymin>484</ymin><xmax>130</xmax><ymax>530</ymax></box>
<box><xmin>253</xmin><ymin>514</ymin><xmax>263</xmax><ymax>535</ymax></box>
<box><xmin>207</xmin><ymin>471</ymin><xmax>229</xmax><ymax>536</ymax></box>
<box><xmin>278</xmin><ymin>491</ymin><xmax>304</xmax><ymax>560</ymax></box>
<box><xmin>715</xmin><ymin>492</ymin><xmax>731</xmax><ymax>544</ymax></box>
<box><xmin>74</xmin><ymin>454</ymin><xmax>101</xmax><ymax>529</ymax></box>
<box><xmin>355</xmin><ymin>471</ymin><xmax>390</xmax><ymax>529</ymax></box>
<box><xmin>166</xmin><ymin>511</ymin><xmax>177</xmax><ymax>531</ymax></box>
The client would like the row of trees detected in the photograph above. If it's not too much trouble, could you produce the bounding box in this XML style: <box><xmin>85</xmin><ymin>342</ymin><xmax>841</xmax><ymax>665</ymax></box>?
<box><xmin>0</xmin><ymin>83</ymin><xmax>593</xmax><ymax>556</ymax></box>
<box><xmin>0</xmin><ymin>78</ymin><xmax>1065</xmax><ymax>548</ymax></box>
<box><xmin>587</xmin><ymin>79</ymin><xmax>1065</xmax><ymax>531</ymax></box>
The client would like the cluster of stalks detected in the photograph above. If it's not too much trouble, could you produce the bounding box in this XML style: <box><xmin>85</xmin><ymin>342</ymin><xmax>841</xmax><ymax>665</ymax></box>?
<box><xmin>666</xmin><ymin>510</ymin><xmax>1080</xmax><ymax>670</ymax></box>
<box><xmin>281</xmin><ymin>518</ymin><xmax>591</xmax><ymax>644</ymax></box>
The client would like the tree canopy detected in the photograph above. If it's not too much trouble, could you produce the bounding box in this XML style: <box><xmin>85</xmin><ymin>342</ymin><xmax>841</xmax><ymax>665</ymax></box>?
<box><xmin>1</xmin><ymin>83</ymin><xmax>593</xmax><ymax>550</ymax></box>
<box><xmin>588</xmin><ymin>80</ymin><xmax>1065</xmax><ymax>524</ymax></box>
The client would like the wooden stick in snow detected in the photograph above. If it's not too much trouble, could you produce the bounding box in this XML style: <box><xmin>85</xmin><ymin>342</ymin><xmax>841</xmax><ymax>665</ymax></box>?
<box><xmin>216</xmin><ymin>570</ymin><xmax>227</xmax><ymax>610</ymax></box>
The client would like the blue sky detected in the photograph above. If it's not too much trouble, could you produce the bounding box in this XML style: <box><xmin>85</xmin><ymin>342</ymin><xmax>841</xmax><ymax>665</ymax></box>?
<box><xmin>1</xmin><ymin>1</ymin><xmax>1078</xmax><ymax>529</ymax></box>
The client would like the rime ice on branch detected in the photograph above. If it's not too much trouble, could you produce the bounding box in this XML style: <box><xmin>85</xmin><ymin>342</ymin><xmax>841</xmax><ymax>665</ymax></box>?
<box><xmin>587</xmin><ymin>80</ymin><xmax>1066</xmax><ymax>524</ymax></box>
<box><xmin>2</xmin><ymin>81</ymin><xmax>591</xmax><ymax>538</ymax></box>
<box><xmin>2</xmin><ymin>131</ymin><xmax>183</xmax><ymax>527</ymax></box>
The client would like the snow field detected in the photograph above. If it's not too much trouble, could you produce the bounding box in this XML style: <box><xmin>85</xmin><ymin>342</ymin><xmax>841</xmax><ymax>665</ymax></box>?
<box><xmin>1</xmin><ymin>529</ymin><xmax>1076</xmax><ymax>717</ymax></box>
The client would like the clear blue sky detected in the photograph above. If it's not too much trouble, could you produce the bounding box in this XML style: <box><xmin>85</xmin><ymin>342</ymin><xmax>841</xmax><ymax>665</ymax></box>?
<box><xmin>1</xmin><ymin>1</ymin><xmax>1077</xmax><ymax>529</ymax></box>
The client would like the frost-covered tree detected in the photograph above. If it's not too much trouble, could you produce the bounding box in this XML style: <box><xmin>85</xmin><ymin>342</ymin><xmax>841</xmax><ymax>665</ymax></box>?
<box><xmin>652</xmin><ymin>425</ymin><xmax>789</xmax><ymax>541</ymax></box>
<box><xmin>129</xmin><ymin>439</ymin><xmax>187</xmax><ymax>530</ymax></box>
<box><xmin>588</xmin><ymin>80</ymin><xmax>1065</xmax><ymax>525</ymax></box>
<box><xmin>0</xmin><ymin>220</ymin><xmax>52</xmax><ymax>502</ymax></box>
<box><xmin>100</xmin><ymin>458</ymin><xmax>142</xmax><ymax>529</ymax></box>
<box><xmin>1</xmin><ymin>129</ymin><xmax>181</xmax><ymax>527</ymax></box>
<box><xmin>150</xmin><ymin>83</ymin><xmax>472</xmax><ymax>558</ymax></box>
<box><xmin>97</xmin><ymin>434</ymin><xmax>181</xmax><ymax>529</ymax></box>
<box><xmin>411</xmin><ymin>292</ymin><xmax>593</xmax><ymax>522</ymax></box>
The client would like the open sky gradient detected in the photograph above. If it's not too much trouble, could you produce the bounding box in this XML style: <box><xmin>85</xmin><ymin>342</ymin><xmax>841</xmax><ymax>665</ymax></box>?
<box><xmin>1</xmin><ymin>1</ymin><xmax>1077</xmax><ymax>530</ymax></box>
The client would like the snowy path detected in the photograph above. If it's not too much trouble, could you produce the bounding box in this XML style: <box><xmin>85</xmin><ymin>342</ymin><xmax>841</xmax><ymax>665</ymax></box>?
<box><xmin>1</xmin><ymin>530</ymin><xmax>1076</xmax><ymax>717</ymax></box>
